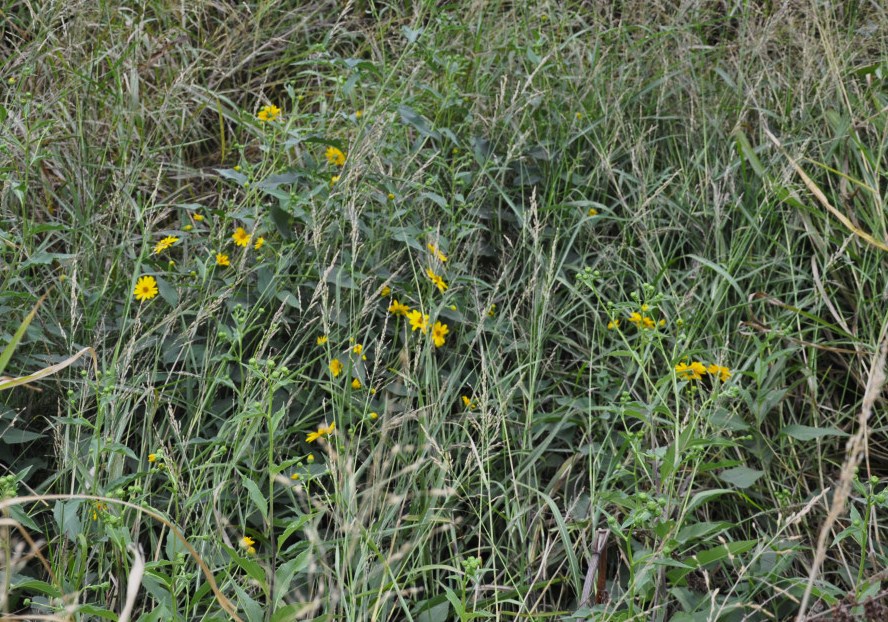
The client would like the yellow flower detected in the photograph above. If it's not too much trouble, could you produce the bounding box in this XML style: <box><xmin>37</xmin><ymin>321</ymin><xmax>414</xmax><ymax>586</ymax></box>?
<box><xmin>307</xmin><ymin>454</ymin><xmax>315</xmax><ymax>463</ymax></box>
<box><xmin>462</xmin><ymin>395</ymin><xmax>477</xmax><ymax>410</ymax></box>
<box><xmin>216</xmin><ymin>253</ymin><xmax>230</xmax><ymax>267</ymax></box>
<box><xmin>253</xmin><ymin>236</ymin><xmax>265</xmax><ymax>250</ymax></box>
<box><xmin>641</xmin><ymin>304</ymin><xmax>650</xmax><ymax>312</ymax></box>
<box><xmin>380</xmin><ymin>285</ymin><xmax>391</xmax><ymax>297</ymax></box>
<box><xmin>487</xmin><ymin>304</ymin><xmax>496</xmax><ymax>318</ymax></box>
<box><xmin>427</xmin><ymin>243</ymin><xmax>448</xmax><ymax>263</ymax></box>
<box><xmin>355</xmin><ymin>109</ymin><xmax>363</xmax><ymax>118</ymax></box>
<box><xmin>257</xmin><ymin>104</ymin><xmax>282</xmax><ymax>122</ymax></box>
<box><xmin>353</xmin><ymin>344</ymin><xmax>363</xmax><ymax>355</ymax></box>
<box><xmin>234</xmin><ymin>165</ymin><xmax>241</xmax><ymax>171</ymax></box>
<box><xmin>317</xmin><ymin>335</ymin><xmax>328</xmax><ymax>346</ymax></box>
<box><xmin>388</xmin><ymin>299</ymin><xmax>409</xmax><ymax>316</ymax></box>
<box><xmin>193</xmin><ymin>214</ymin><xmax>204</xmax><ymax>222</ymax></box>
<box><xmin>306</xmin><ymin>421</ymin><xmax>335</xmax><ymax>443</ymax></box>
<box><xmin>351</xmin><ymin>378</ymin><xmax>362</xmax><ymax>390</ymax></box>
<box><xmin>628</xmin><ymin>312</ymin><xmax>655</xmax><ymax>329</ymax></box>
<box><xmin>239</xmin><ymin>536</ymin><xmax>257</xmax><ymax>555</ymax></box>
<box><xmin>707</xmin><ymin>364</ymin><xmax>732</xmax><ymax>382</ymax></box>
<box><xmin>290</xmin><ymin>472</ymin><xmax>300</xmax><ymax>480</ymax></box>
<box><xmin>232</xmin><ymin>227</ymin><xmax>251</xmax><ymax>247</ymax></box>
<box><xmin>426</xmin><ymin>268</ymin><xmax>448</xmax><ymax>293</ymax></box>
<box><xmin>675</xmin><ymin>361</ymin><xmax>708</xmax><ymax>381</ymax></box>
<box><xmin>329</xmin><ymin>358</ymin><xmax>343</xmax><ymax>377</ymax></box>
<box><xmin>369</xmin><ymin>412</ymin><xmax>378</xmax><ymax>420</ymax></box>
<box><xmin>431</xmin><ymin>321</ymin><xmax>449</xmax><ymax>347</ymax></box>
<box><xmin>148</xmin><ymin>453</ymin><xmax>157</xmax><ymax>463</ymax></box>
<box><xmin>607</xmin><ymin>319</ymin><xmax>620</xmax><ymax>330</ymax></box>
<box><xmin>330</xmin><ymin>175</ymin><xmax>340</xmax><ymax>186</ymax></box>
<box><xmin>153</xmin><ymin>236</ymin><xmax>179</xmax><ymax>254</ymax></box>
<box><xmin>183</xmin><ymin>224</ymin><xmax>193</xmax><ymax>232</ymax></box>
<box><xmin>133</xmin><ymin>275</ymin><xmax>159</xmax><ymax>302</ymax></box>
<box><xmin>628</xmin><ymin>312</ymin><xmax>643</xmax><ymax>326</ymax></box>
<box><xmin>387</xmin><ymin>193</ymin><xmax>395</xmax><ymax>200</ymax></box>
<box><xmin>325</xmin><ymin>146</ymin><xmax>346</xmax><ymax>166</ymax></box>
<box><xmin>407</xmin><ymin>309</ymin><xmax>429</xmax><ymax>333</ymax></box>
<box><xmin>588</xmin><ymin>208</ymin><xmax>598</xmax><ymax>216</ymax></box>
<box><xmin>642</xmin><ymin>316</ymin><xmax>656</xmax><ymax>330</ymax></box>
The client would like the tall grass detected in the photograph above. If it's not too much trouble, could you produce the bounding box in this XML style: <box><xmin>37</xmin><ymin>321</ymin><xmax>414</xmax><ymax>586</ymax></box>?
<box><xmin>2</xmin><ymin>1</ymin><xmax>888</xmax><ymax>620</ymax></box>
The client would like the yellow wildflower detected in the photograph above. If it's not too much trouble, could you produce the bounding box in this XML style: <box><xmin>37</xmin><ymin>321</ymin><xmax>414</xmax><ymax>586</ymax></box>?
<box><xmin>317</xmin><ymin>335</ymin><xmax>328</xmax><ymax>346</ymax></box>
<box><xmin>387</xmin><ymin>193</ymin><xmax>395</xmax><ymax>200</ymax></box>
<box><xmin>431</xmin><ymin>321</ymin><xmax>449</xmax><ymax>347</ymax></box>
<box><xmin>380</xmin><ymin>285</ymin><xmax>391</xmax><ymax>297</ymax></box>
<box><xmin>642</xmin><ymin>316</ymin><xmax>656</xmax><ymax>330</ymax></box>
<box><xmin>388</xmin><ymin>299</ymin><xmax>410</xmax><ymax>316</ymax></box>
<box><xmin>153</xmin><ymin>236</ymin><xmax>179</xmax><ymax>254</ymax></box>
<box><xmin>351</xmin><ymin>378</ymin><xmax>362</xmax><ymax>390</ymax></box>
<box><xmin>487</xmin><ymin>304</ymin><xmax>496</xmax><ymax>318</ymax></box>
<box><xmin>588</xmin><ymin>208</ymin><xmax>598</xmax><ymax>216</ymax></box>
<box><xmin>257</xmin><ymin>104</ymin><xmax>281</xmax><ymax>122</ymax></box>
<box><xmin>407</xmin><ymin>309</ymin><xmax>429</xmax><ymax>333</ymax></box>
<box><xmin>148</xmin><ymin>453</ymin><xmax>157</xmax><ymax>463</ymax></box>
<box><xmin>675</xmin><ymin>361</ymin><xmax>708</xmax><ymax>381</ymax></box>
<box><xmin>330</xmin><ymin>175</ymin><xmax>340</xmax><ymax>186</ymax></box>
<box><xmin>232</xmin><ymin>227</ymin><xmax>251</xmax><ymax>247</ymax></box>
<box><xmin>607</xmin><ymin>319</ymin><xmax>620</xmax><ymax>330</ymax></box>
<box><xmin>133</xmin><ymin>275</ymin><xmax>159</xmax><ymax>302</ymax></box>
<box><xmin>216</xmin><ymin>253</ymin><xmax>230</xmax><ymax>267</ymax></box>
<box><xmin>462</xmin><ymin>395</ymin><xmax>477</xmax><ymax>410</ymax></box>
<box><xmin>707</xmin><ymin>364</ymin><xmax>732</xmax><ymax>382</ymax></box>
<box><xmin>183</xmin><ymin>224</ymin><xmax>193</xmax><ymax>231</ymax></box>
<box><xmin>325</xmin><ymin>146</ymin><xmax>346</xmax><ymax>166</ymax></box>
<box><xmin>239</xmin><ymin>535</ymin><xmax>257</xmax><ymax>555</ymax></box>
<box><xmin>427</xmin><ymin>243</ymin><xmax>448</xmax><ymax>263</ymax></box>
<box><xmin>426</xmin><ymin>268</ymin><xmax>448</xmax><ymax>293</ymax></box>
<box><xmin>193</xmin><ymin>214</ymin><xmax>204</xmax><ymax>222</ymax></box>
<box><xmin>369</xmin><ymin>412</ymin><xmax>378</xmax><ymax>420</ymax></box>
<box><xmin>306</xmin><ymin>422</ymin><xmax>335</xmax><ymax>443</ymax></box>
<box><xmin>253</xmin><ymin>236</ymin><xmax>265</xmax><ymax>250</ymax></box>
<box><xmin>329</xmin><ymin>358</ymin><xmax>343</xmax><ymax>377</ymax></box>
<box><xmin>290</xmin><ymin>473</ymin><xmax>300</xmax><ymax>481</ymax></box>
<box><xmin>353</xmin><ymin>344</ymin><xmax>363</xmax><ymax>355</ymax></box>
<box><xmin>355</xmin><ymin>110</ymin><xmax>363</xmax><ymax>118</ymax></box>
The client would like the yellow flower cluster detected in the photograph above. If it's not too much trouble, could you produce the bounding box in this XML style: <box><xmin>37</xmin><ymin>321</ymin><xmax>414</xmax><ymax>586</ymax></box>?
<box><xmin>388</xmin><ymin>300</ymin><xmax>448</xmax><ymax>347</ymax></box>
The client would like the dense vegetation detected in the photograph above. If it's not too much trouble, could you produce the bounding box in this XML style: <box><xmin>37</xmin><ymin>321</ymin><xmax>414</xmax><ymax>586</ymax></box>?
<box><xmin>2</xmin><ymin>1</ymin><xmax>888</xmax><ymax>620</ymax></box>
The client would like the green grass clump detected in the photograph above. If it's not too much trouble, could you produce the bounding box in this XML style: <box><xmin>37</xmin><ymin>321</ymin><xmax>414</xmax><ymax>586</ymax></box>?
<box><xmin>2</xmin><ymin>1</ymin><xmax>888</xmax><ymax>620</ymax></box>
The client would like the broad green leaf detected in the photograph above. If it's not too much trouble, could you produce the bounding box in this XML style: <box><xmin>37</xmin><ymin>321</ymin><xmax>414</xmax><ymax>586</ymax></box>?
<box><xmin>719</xmin><ymin>466</ymin><xmax>765</xmax><ymax>489</ymax></box>
<box><xmin>781</xmin><ymin>424</ymin><xmax>848</xmax><ymax>441</ymax></box>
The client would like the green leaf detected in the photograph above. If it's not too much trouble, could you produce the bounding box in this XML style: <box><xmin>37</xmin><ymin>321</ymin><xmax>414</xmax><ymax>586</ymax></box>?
<box><xmin>0</xmin><ymin>293</ymin><xmax>47</xmax><ymax>376</ymax></box>
<box><xmin>277</xmin><ymin>514</ymin><xmax>313</xmax><ymax>553</ymax></box>
<box><xmin>241</xmin><ymin>476</ymin><xmax>268</xmax><ymax>521</ymax></box>
<box><xmin>0</xmin><ymin>427</ymin><xmax>43</xmax><ymax>444</ymax></box>
<box><xmin>156</xmin><ymin>276</ymin><xmax>178</xmax><ymax>307</ymax></box>
<box><xmin>781</xmin><ymin>424</ymin><xmax>848</xmax><ymax>441</ymax></box>
<box><xmin>718</xmin><ymin>466</ymin><xmax>765</xmax><ymax>489</ymax></box>
<box><xmin>53</xmin><ymin>500</ymin><xmax>81</xmax><ymax>540</ymax></box>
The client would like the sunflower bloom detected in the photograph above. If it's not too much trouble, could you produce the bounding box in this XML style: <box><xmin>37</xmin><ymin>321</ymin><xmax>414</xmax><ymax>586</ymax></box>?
<box><xmin>317</xmin><ymin>335</ymin><xmax>328</xmax><ymax>346</ymax></box>
<box><xmin>426</xmin><ymin>268</ymin><xmax>448</xmax><ymax>293</ymax></box>
<box><xmin>325</xmin><ymin>146</ymin><xmax>346</xmax><ymax>166</ymax></box>
<box><xmin>306</xmin><ymin>421</ymin><xmax>335</xmax><ymax>443</ymax></box>
<box><xmin>216</xmin><ymin>253</ymin><xmax>230</xmax><ymax>267</ymax></box>
<box><xmin>462</xmin><ymin>395</ymin><xmax>477</xmax><ymax>410</ymax></box>
<box><xmin>407</xmin><ymin>309</ymin><xmax>429</xmax><ymax>333</ymax></box>
<box><xmin>380</xmin><ymin>285</ymin><xmax>391</xmax><ymax>297</ymax></box>
<box><xmin>253</xmin><ymin>237</ymin><xmax>265</xmax><ymax>250</ymax></box>
<box><xmin>329</xmin><ymin>358</ymin><xmax>343</xmax><ymax>377</ymax></box>
<box><xmin>232</xmin><ymin>227</ymin><xmax>251</xmax><ymax>247</ymax></box>
<box><xmin>353</xmin><ymin>344</ymin><xmax>363</xmax><ymax>355</ymax></box>
<box><xmin>133</xmin><ymin>275</ymin><xmax>159</xmax><ymax>302</ymax></box>
<box><xmin>153</xmin><ymin>236</ymin><xmax>178</xmax><ymax>254</ymax></box>
<box><xmin>351</xmin><ymin>378</ymin><xmax>362</xmax><ymax>390</ymax></box>
<box><xmin>257</xmin><ymin>104</ymin><xmax>281</xmax><ymax>122</ymax></box>
<box><xmin>193</xmin><ymin>214</ymin><xmax>204</xmax><ymax>222</ymax></box>
<box><xmin>675</xmin><ymin>361</ymin><xmax>708</xmax><ymax>381</ymax></box>
<box><xmin>427</xmin><ymin>243</ymin><xmax>448</xmax><ymax>263</ymax></box>
<box><xmin>707</xmin><ymin>364</ymin><xmax>731</xmax><ymax>382</ymax></box>
<box><xmin>431</xmin><ymin>321</ymin><xmax>449</xmax><ymax>347</ymax></box>
<box><xmin>388</xmin><ymin>299</ymin><xmax>409</xmax><ymax>316</ymax></box>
